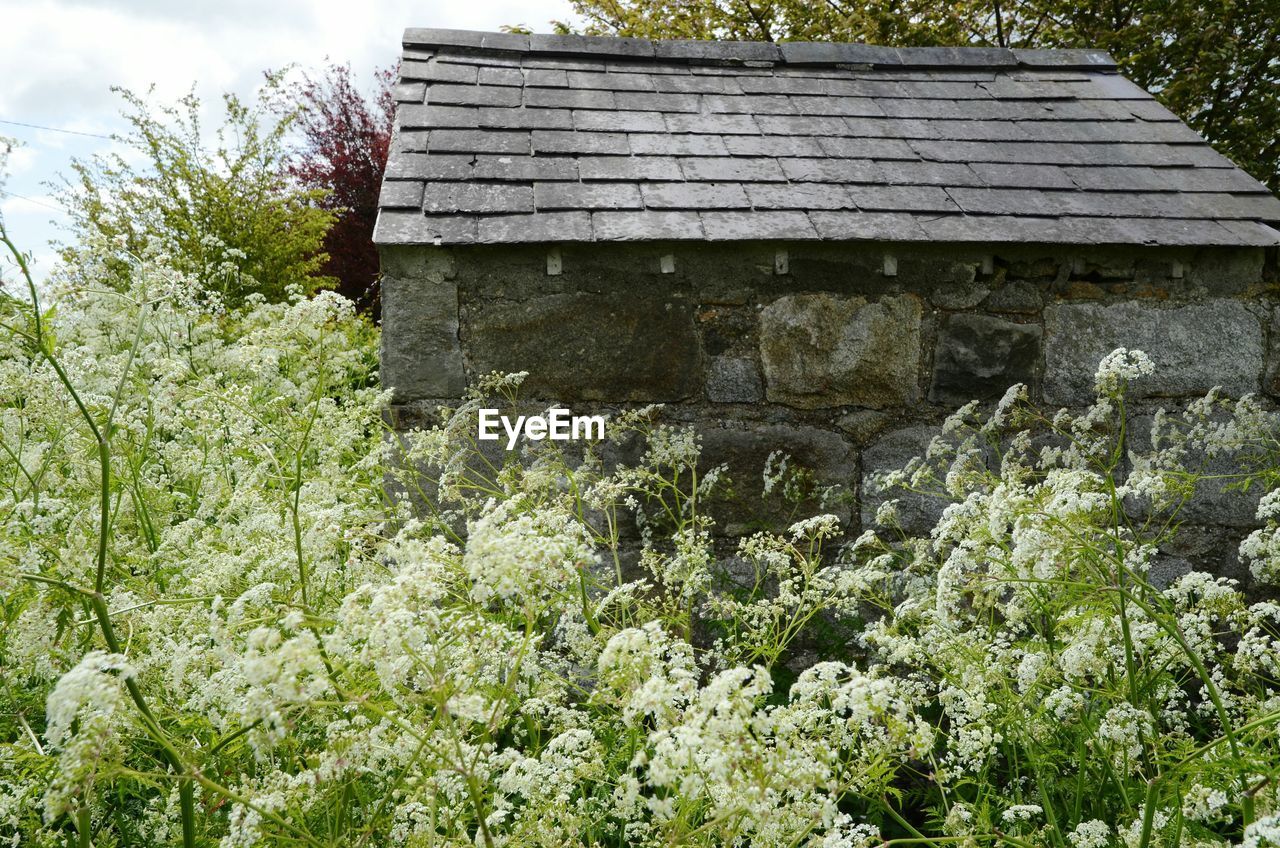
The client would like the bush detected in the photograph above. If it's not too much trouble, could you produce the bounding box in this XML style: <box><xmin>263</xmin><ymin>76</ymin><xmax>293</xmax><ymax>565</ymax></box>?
<box><xmin>2</xmin><ymin>227</ymin><xmax>1280</xmax><ymax>846</ymax></box>
<box><xmin>56</xmin><ymin>86</ymin><xmax>335</xmax><ymax>306</ymax></box>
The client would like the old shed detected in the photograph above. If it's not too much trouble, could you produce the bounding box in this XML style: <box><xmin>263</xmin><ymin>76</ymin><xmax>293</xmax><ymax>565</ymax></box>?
<box><xmin>374</xmin><ymin>27</ymin><xmax>1280</xmax><ymax>563</ymax></box>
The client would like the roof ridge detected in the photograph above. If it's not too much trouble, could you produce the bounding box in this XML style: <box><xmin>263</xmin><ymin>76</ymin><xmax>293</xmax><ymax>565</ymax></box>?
<box><xmin>401</xmin><ymin>27</ymin><xmax>1117</xmax><ymax>71</ymax></box>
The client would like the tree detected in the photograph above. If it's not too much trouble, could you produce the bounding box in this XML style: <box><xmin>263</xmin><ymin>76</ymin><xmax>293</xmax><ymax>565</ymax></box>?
<box><xmin>275</xmin><ymin>63</ymin><xmax>396</xmax><ymax>316</ymax></box>
<box><xmin>58</xmin><ymin>86</ymin><xmax>334</xmax><ymax>305</ymax></box>
<box><xmin>556</xmin><ymin>0</ymin><xmax>1280</xmax><ymax>191</ymax></box>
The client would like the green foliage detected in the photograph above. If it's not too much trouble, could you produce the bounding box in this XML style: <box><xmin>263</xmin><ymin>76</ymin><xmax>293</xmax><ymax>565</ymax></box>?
<box><xmin>558</xmin><ymin>0</ymin><xmax>1280</xmax><ymax>191</ymax></box>
<box><xmin>57</xmin><ymin>85</ymin><xmax>336</xmax><ymax>305</ymax></box>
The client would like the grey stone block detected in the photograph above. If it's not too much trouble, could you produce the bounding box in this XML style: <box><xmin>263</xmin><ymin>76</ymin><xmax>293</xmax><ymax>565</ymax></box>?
<box><xmin>397</xmin><ymin>104</ymin><xmax>478</xmax><ymax>128</ymax></box>
<box><xmin>930</xmin><ymin>313</ymin><xmax>1042</xmax><ymax>404</ymax></box>
<box><xmin>379</xmin><ymin>250</ymin><xmax>465</xmax><ymax>400</ymax></box>
<box><xmin>698</xmin><ymin>422</ymin><xmax>858</xmax><ymax>532</ymax></box>
<box><xmin>1043</xmin><ymin>301</ymin><xmax>1264</xmax><ymax>405</ymax></box>
<box><xmin>760</xmin><ymin>294</ymin><xmax>923</xmax><ymax>409</ymax></box>
<box><xmin>466</xmin><ymin>291</ymin><xmax>702</xmax><ymax>401</ymax></box>
<box><xmin>860</xmin><ymin>425</ymin><xmax>953</xmax><ymax>536</ymax></box>
<box><xmin>780</xmin><ymin>42</ymin><xmax>902</xmax><ymax>66</ymax></box>
<box><xmin>653</xmin><ymin>75</ymin><xmax>743</xmax><ymax>94</ymax></box>
<box><xmin>707</xmin><ymin>356</ymin><xmax>763</xmax><ymax>402</ymax></box>
<box><xmin>565</xmin><ymin>71</ymin><xmax>656</xmax><ymax>92</ymax></box>
<box><xmin>529</xmin><ymin>32</ymin><xmax>655</xmax><ymax>59</ymax></box>
<box><xmin>525</xmin><ymin>68</ymin><xmax>569</xmax><ymax>87</ymax></box>
<box><xmin>400</xmin><ymin>60</ymin><xmax>477</xmax><ymax>84</ymax></box>
<box><xmin>478</xmin><ymin>66</ymin><xmax>523</xmax><ymax>86</ymax></box>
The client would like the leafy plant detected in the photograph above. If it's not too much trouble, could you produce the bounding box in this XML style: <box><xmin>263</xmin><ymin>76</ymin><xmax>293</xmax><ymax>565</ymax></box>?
<box><xmin>2</xmin><ymin>223</ymin><xmax>1280</xmax><ymax>846</ymax></box>
<box><xmin>56</xmin><ymin>85</ymin><xmax>335</xmax><ymax>306</ymax></box>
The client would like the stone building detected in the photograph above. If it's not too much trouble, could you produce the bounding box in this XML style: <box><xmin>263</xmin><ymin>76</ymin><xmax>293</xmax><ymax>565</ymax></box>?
<box><xmin>374</xmin><ymin>28</ymin><xmax>1280</xmax><ymax>577</ymax></box>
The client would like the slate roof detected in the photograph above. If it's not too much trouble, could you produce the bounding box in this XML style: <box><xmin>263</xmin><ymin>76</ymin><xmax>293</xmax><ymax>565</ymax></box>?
<box><xmin>374</xmin><ymin>28</ymin><xmax>1280</xmax><ymax>248</ymax></box>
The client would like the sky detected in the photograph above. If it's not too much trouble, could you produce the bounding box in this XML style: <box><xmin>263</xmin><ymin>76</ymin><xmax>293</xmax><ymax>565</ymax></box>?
<box><xmin>0</xmin><ymin>0</ymin><xmax>580</xmax><ymax>278</ymax></box>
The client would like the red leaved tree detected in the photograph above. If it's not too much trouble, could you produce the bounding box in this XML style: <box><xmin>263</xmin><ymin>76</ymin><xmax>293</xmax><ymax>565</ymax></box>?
<box><xmin>280</xmin><ymin>63</ymin><xmax>395</xmax><ymax>316</ymax></box>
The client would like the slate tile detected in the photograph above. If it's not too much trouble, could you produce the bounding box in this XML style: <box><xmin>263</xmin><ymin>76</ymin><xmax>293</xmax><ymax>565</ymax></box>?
<box><xmin>374</xmin><ymin>210</ymin><xmax>478</xmax><ymax>245</ymax></box>
<box><xmin>848</xmin><ymin>185</ymin><xmax>959</xmax><ymax>212</ymax></box>
<box><xmin>788</xmin><ymin>96</ymin><xmax>886</xmax><ymax>117</ymax></box>
<box><xmin>378</xmin><ymin>180</ymin><xmax>425</xmax><ymax>208</ymax></box>
<box><xmin>898</xmin><ymin>46</ymin><xmax>1016</xmax><ymax>67</ymax></box>
<box><xmin>680</xmin><ymin>157</ymin><xmax>786</xmax><ymax>181</ymax></box>
<box><xmin>385</xmin><ymin>153</ymin><xmax>474</xmax><ymax>180</ymax></box>
<box><xmin>393</xmin><ymin>82</ymin><xmax>427</xmax><ymax>103</ymax></box>
<box><xmin>700</xmin><ymin>210</ymin><xmax>818</xmax><ymax>240</ymax></box>
<box><xmin>429</xmin><ymin>129</ymin><xmax>531</xmax><ymax>154</ymax></box>
<box><xmin>478</xmin><ymin>211</ymin><xmax>593</xmax><ymax>242</ymax></box>
<box><xmin>944</xmin><ymin>187</ymin><xmax>1059</xmax><ymax>216</ymax></box>
<box><xmin>392</xmin><ymin>131</ymin><xmax>430</xmax><ymax>152</ymax></box>
<box><xmin>401</xmin><ymin>60</ymin><xmax>477</xmax><ymax>84</ymax></box>
<box><xmin>526</xmin><ymin>68</ymin><xmax>569</xmax><ymax>87</ymax></box>
<box><xmin>653</xmin><ymin>75</ymin><xmax>743</xmax><ymax>94</ymax></box>
<box><xmin>535</xmin><ymin>182</ymin><xmax>643</xmax><ymax>210</ymax></box>
<box><xmin>472</xmin><ymin>155</ymin><xmax>578</xmax><ymax>180</ymax></box>
<box><xmin>522</xmin><ymin>56</ymin><xmax>614</xmax><ymax>71</ymax></box>
<box><xmin>615</xmin><ymin>91</ymin><xmax>701</xmax><ymax>112</ymax></box>
<box><xmin>592</xmin><ymin>210</ymin><xmax>705</xmax><ymax>240</ymax></box>
<box><xmin>478</xmin><ymin>66</ymin><xmax>524</xmax><ymax>87</ymax></box>
<box><xmin>1126</xmin><ymin>99</ymin><xmax>1181</xmax><ymax>122</ymax></box>
<box><xmin>427</xmin><ymin>84</ymin><xmax>522</xmax><ymax>108</ymax></box>
<box><xmin>397</xmin><ymin>104</ymin><xmax>478</xmax><ymax>128</ymax></box>
<box><xmin>745</xmin><ymin>183</ymin><xmax>856</xmax><ymax>209</ymax></box>
<box><xmin>641</xmin><ymin>182</ymin><xmax>750</xmax><ymax>209</ymax></box>
<box><xmin>809</xmin><ymin>211</ymin><xmax>929</xmax><ymax>240</ymax></box>
<box><xmin>664</xmin><ymin>113</ymin><xmax>760</xmax><ymax>134</ymax></box>
<box><xmin>757</xmin><ymin>115</ymin><xmax>850</xmax><ymax>136</ymax></box>
<box><xmin>737</xmin><ymin>76</ymin><xmax>831</xmax><ymax>95</ymax></box>
<box><xmin>477</xmin><ymin>107</ymin><xmax>573</xmax><ymax>130</ymax></box>
<box><xmin>915</xmin><ymin>119</ymin><xmax>1033</xmax><ymax>141</ymax></box>
<box><xmin>875</xmin><ymin>160</ymin><xmax>985</xmax><ymax>186</ymax></box>
<box><xmin>524</xmin><ymin>88</ymin><xmax>617</xmax><ymax>110</ymax></box>
<box><xmin>895</xmin><ymin>80</ymin><xmax>993</xmax><ymax>99</ymax></box>
<box><xmin>1013</xmin><ymin>48</ymin><xmax>1115</xmax><ymax>69</ymax></box>
<box><xmin>724</xmin><ymin>136</ymin><xmax>824</xmax><ymax>157</ymax></box>
<box><xmin>529</xmin><ymin>33</ymin><xmax>654</xmax><ymax>58</ymax></box>
<box><xmin>565</xmin><ymin>71</ymin><xmax>656</xmax><ymax>92</ymax></box>
<box><xmin>579</xmin><ymin>156</ymin><xmax>684</xmax><ymax>181</ymax></box>
<box><xmin>818</xmin><ymin>137</ymin><xmax>918</xmax><ymax>160</ymax></box>
<box><xmin>704</xmin><ymin>94</ymin><xmax>796</xmax><ymax>115</ymax></box>
<box><xmin>653</xmin><ymin>39</ymin><xmax>781</xmax><ymax>62</ymax></box>
<box><xmin>532</xmin><ymin>130</ymin><xmax>630</xmax><ymax>154</ymax></box>
<box><xmin>779</xmin><ymin>157</ymin><xmax>882</xmax><ymax>183</ymax></box>
<box><xmin>970</xmin><ymin>162</ymin><xmax>1077</xmax><ymax>189</ymax></box>
<box><xmin>780</xmin><ymin>42</ymin><xmax>902</xmax><ymax>66</ymax></box>
<box><xmin>629</xmin><ymin>133</ymin><xmax>729</xmax><ymax>156</ymax></box>
<box><xmin>573</xmin><ymin>110</ymin><xmax>660</xmax><ymax>132</ymax></box>
<box><xmin>1086</xmin><ymin>74</ymin><xmax>1153</xmax><ymax>100</ymax></box>
<box><xmin>422</xmin><ymin>182</ymin><xmax>534</xmax><ymax>214</ymax></box>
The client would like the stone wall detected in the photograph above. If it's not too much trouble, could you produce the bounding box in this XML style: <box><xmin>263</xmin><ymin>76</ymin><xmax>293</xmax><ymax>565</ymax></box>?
<box><xmin>381</xmin><ymin>239</ymin><xmax>1278</xmax><ymax>586</ymax></box>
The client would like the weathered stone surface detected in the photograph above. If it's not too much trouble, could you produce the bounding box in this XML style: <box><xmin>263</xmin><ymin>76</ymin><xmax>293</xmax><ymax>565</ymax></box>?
<box><xmin>860</xmin><ymin>425</ymin><xmax>955</xmax><ymax>536</ymax></box>
<box><xmin>707</xmin><ymin>356</ymin><xmax>763</xmax><ymax>402</ymax></box>
<box><xmin>698</xmin><ymin>422</ymin><xmax>857</xmax><ymax>534</ymax></box>
<box><xmin>1044</xmin><ymin>301</ymin><xmax>1264</xmax><ymax>405</ymax></box>
<box><xmin>380</xmin><ymin>248</ymin><xmax>465</xmax><ymax>401</ymax></box>
<box><xmin>465</xmin><ymin>292</ymin><xmax>702</xmax><ymax>401</ymax></box>
<box><xmin>930</xmin><ymin>313</ymin><xmax>1042</xmax><ymax>404</ymax></box>
<box><xmin>983</xmin><ymin>280</ymin><xmax>1044</xmax><ymax>313</ymax></box>
<box><xmin>1126</xmin><ymin>412</ymin><xmax>1268</xmax><ymax>529</ymax></box>
<box><xmin>836</xmin><ymin>410</ymin><xmax>894</xmax><ymax>444</ymax></box>
<box><xmin>759</xmin><ymin>294</ymin><xmax>922</xmax><ymax>409</ymax></box>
